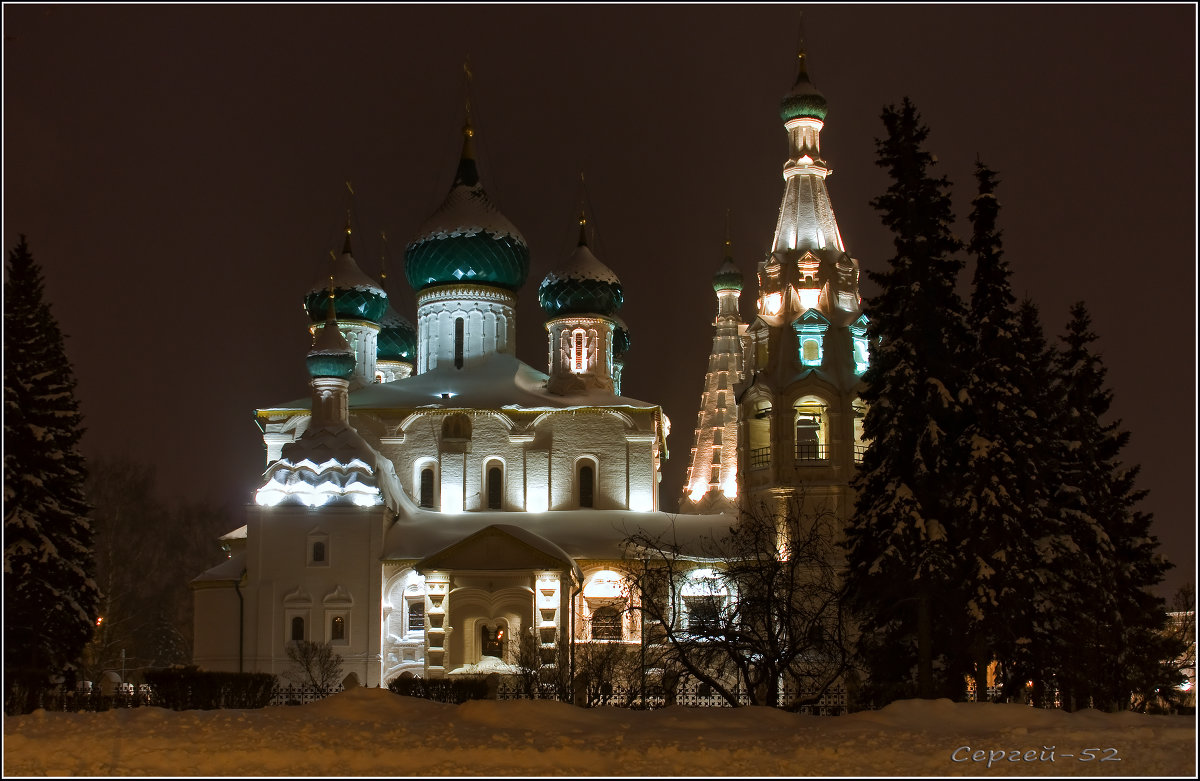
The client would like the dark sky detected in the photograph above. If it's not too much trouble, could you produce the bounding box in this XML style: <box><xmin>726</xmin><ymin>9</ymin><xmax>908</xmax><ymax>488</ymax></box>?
<box><xmin>4</xmin><ymin>4</ymin><xmax>1195</xmax><ymax>596</ymax></box>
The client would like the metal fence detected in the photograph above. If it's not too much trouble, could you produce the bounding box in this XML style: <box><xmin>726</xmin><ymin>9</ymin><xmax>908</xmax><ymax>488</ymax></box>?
<box><xmin>269</xmin><ymin>683</ymin><xmax>345</xmax><ymax>707</ymax></box>
<box><xmin>495</xmin><ymin>679</ymin><xmax>849</xmax><ymax>713</ymax></box>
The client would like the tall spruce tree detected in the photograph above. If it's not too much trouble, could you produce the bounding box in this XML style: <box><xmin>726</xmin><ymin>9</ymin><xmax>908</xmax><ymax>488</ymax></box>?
<box><xmin>956</xmin><ymin>163</ymin><xmax>1052</xmax><ymax>700</ymax></box>
<box><xmin>4</xmin><ymin>236</ymin><xmax>101</xmax><ymax>714</ymax></box>
<box><xmin>1006</xmin><ymin>299</ymin><xmax>1075</xmax><ymax>705</ymax></box>
<box><xmin>1050</xmin><ymin>303</ymin><xmax>1172</xmax><ymax>710</ymax></box>
<box><xmin>843</xmin><ymin>99</ymin><xmax>970</xmax><ymax>701</ymax></box>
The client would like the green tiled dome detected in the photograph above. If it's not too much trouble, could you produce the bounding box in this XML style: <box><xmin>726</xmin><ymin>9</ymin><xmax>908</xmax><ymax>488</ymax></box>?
<box><xmin>306</xmin><ymin>322</ymin><xmax>355</xmax><ymax>379</ymax></box>
<box><xmin>304</xmin><ymin>235</ymin><xmax>389</xmax><ymax>324</ymax></box>
<box><xmin>780</xmin><ymin>54</ymin><xmax>828</xmax><ymax>122</ymax></box>
<box><xmin>377</xmin><ymin>307</ymin><xmax>417</xmax><ymax>363</ymax></box>
<box><xmin>304</xmin><ymin>286</ymin><xmax>389</xmax><ymax>324</ymax></box>
<box><xmin>406</xmin><ymin>230</ymin><xmax>529</xmax><ymax>292</ymax></box>
<box><xmin>613</xmin><ymin>322</ymin><xmax>631</xmax><ymax>358</ymax></box>
<box><xmin>539</xmin><ymin>237</ymin><xmax>623</xmax><ymax>318</ymax></box>
<box><xmin>404</xmin><ymin>134</ymin><xmax>530</xmax><ymax>293</ymax></box>
<box><xmin>713</xmin><ymin>257</ymin><xmax>744</xmax><ymax>292</ymax></box>
<box><xmin>539</xmin><ymin>275</ymin><xmax>624</xmax><ymax>318</ymax></box>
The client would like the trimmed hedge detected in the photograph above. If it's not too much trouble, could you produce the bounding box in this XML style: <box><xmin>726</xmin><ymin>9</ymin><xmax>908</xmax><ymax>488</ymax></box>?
<box><xmin>143</xmin><ymin>667</ymin><xmax>277</xmax><ymax>710</ymax></box>
<box><xmin>387</xmin><ymin>675</ymin><xmax>489</xmax><ymax>704</ymax></box>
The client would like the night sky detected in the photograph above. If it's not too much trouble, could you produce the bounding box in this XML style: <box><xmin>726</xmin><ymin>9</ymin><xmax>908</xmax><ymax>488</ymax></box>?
<box><xmin>4</xmin><ymin>4</ymin><xmax>1194</xmax><ymax>596</ymax></box>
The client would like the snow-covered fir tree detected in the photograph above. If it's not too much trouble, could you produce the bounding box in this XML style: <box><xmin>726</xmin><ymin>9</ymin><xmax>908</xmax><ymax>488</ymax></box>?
<box><xmin>1004</xmin><ymin>298</ymin><xmax>1075</xmax><ymax>705</ymax></box>
<box><xmin>955</xmin><ymin>163</ymin><xmax>1053</xmax><ymax>700</ymax></box>
<box><xmin>1049</xmin><ymin>303</ymin><xmax>1173</xmax><ymax>711</ymax></box>
<box><xmin>4</xmin><ymin>236</ymin><xmax>101</xmax><ymax>714</ymax></box>
<box><xmin>843</xmin><ymin>99</ymin><xmax>970</xmax><ymax>701</ymax></box>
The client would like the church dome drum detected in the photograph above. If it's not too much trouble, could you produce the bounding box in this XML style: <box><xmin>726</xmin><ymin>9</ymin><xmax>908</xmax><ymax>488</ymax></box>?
<box><xmin>305</xmin><ymin>322</ymin><xmax>355</xmax><ymax>379</ymax></box>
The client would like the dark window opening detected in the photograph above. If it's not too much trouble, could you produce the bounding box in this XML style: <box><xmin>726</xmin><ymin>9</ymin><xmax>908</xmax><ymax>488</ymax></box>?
<box><xmin>579</xmin><ymin>464</ymin><xmax>594</xmax><ymax>508</ymax></box>
<box><xmin>420</xmin><ymin>468</ymin><xmax>435</xmax><ymax>508</ymax></box>
<box><xmin>331</xmin><ymin>616</ymin><xmax>345</xmax><ymax>641</ymax></box>
<box><xmin>407</xmin><ymin>601</ymin><xmax>425</xmax><ymax>633</ymax></box>
<box><xmin>454</xmin><ymin>318</ymin><xmax>464</xmax><ymax>369</ymax></box>
<box><xmin>481</xmin><ymin>625</ymin><xmax>504</xmax><ymax>658</ymax></box>
<box><xmin>291</xmin><ymin>616</ymin><xmax>304</xmax><ymax>642</ymax></box>
<box><xmin>686</xmin><ymin>596</ymin><xmax>721</xmax><ymax>633</ymax></box>
<box><xmin>487</xmin><ymin>466</ymin><xmax>502</xmax><ymax>510</ymax></box>
<box><xmin>312</xmin><ymin>541</ymin><xmax>325</xmax><ymax>563</ymax></box>
<box><xmin>591</xmin><ymin>606</ymin><xmax>622</xmax><ymax>641</ymax></box>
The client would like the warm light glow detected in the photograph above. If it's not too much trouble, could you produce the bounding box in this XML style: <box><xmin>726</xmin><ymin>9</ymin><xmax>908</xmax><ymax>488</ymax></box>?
<box><xmin>762</xmin><ymin>292</ymin><xmax>782</xmax><ymax>315</ymax></box>
<box><xmin>798</xmin><ymin>288</ymin><xmax>820</xmax><ymax>311</ymax></box>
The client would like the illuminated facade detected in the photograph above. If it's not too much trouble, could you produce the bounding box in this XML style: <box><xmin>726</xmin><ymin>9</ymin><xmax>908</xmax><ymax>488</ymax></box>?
<box><xmin>680</xmin><ymin>235</ymin><xmax>746</xmax><ymax>514</ymax></box>
<box><xmin>192</xmin><ymin>115</ymin><xmax>727</xmax><ymax>688</ymax></box>
<box><xmin>679</xmin><ymin>43</ymin><xmax>868</xmax><ymax>522</ymax></box>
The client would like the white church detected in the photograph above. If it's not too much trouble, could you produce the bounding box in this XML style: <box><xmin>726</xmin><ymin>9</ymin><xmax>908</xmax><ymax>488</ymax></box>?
<box><xmin>191</xmin><ymin>41</ymin><xmax>868</xmax><ymax>690</ymax></box>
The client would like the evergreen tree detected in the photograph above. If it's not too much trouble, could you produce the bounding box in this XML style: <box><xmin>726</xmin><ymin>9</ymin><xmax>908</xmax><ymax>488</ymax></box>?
<box><xmin>4</xmin><ymin>236</ymin><xmax>101</xmax><ymax>714</ymax></box>
<box><xmin>1050</xmin><ymin>303</ymin><xmax>1172</xmax><ymax>710</ymax></box>
<box><xmin>1004</xmin><ymin>299</ymin><xmax>1076</xmax><ymax>705</ymax></box>
<box><xmin>956</xmin><ymin>163</ymin><xmax>1053</xmax><ymax>700</ymax></box>
<box><xmin>843</xmin><ymin>99</ymin><xmax>970</xmax><ymax>701</ymax></box>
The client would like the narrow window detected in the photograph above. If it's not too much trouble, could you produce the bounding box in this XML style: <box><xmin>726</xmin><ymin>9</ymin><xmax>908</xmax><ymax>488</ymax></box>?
<box><xmin>454</xmin><ymin>318</ymin><xmax>464</xmax><ymax>369</ymax></box>
<box><xmin>573</xmin><ymin>331</ymin><xmax>585</xmax><ymax>372</ymax></box>
<box><xmin>579</xmin><ymin>464</ymin><xmax>594</xmax><ymax>508</ymax></box>
<box><xmin>709</xmin><ymin>466</ymin><xmax>720</xmax><ymax>485</ymax></box>
<box><xmin>713</xmin><ymin>430</ymin><xmax>722</xmax><ymax>446</ymax></box>
<box><xmin>331</xmin><ymin>616</ymin><xmax>345</xmax><ymax>641</ymax></box>
<box><xmin>487</xmin><ymin>465</ymin><xmax>502</xmax><ymax>510</ymax></box>
<box><xmin>407</xmin><ymin>600</ymin><xmax>425</xmax><ymax>634</ymax></box>
<box><xmin>312</xmin><ymin>541</ymin><xmax>325</xmax><ymax>563</ymax></box>
<box><xmin>291</xmin><ymin>616</ymin><xmax>304</xmax><ymax>642</ymax></box>
<box><xmin>419</xmin><ymin>468</ymin><xmax>435</xmax><ymax>508</ymax></box>
<box><xmin>796</xmin><ymin>412</ymin><xmax>822</xmax><ymax>460</ymax></box>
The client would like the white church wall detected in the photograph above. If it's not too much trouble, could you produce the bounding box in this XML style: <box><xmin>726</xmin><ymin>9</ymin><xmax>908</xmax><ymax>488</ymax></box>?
<box><xmin>242</xmin><ymin>504</ymin><xmax>388</xmax><ymax>686</ymax></box>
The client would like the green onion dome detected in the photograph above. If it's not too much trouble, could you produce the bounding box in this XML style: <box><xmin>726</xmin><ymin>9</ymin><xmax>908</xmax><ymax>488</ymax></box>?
<box><xmin>377</xmin><ymin>305</ymin><xmax>417</xmax><ymax>363</ymax></box>
<box><xmin>404</xmin><ymin>126</ymin><xmax>530</xmax><ymax>293</ymax></box>
<box><xmin>538</xmin><ymin>219</ymin><xmax>624</xmax><ymax>318</ymax></box>
<box><xmin>611</xmin><ymin>316</ymin><xmax>631</xmax><ymax>359</ymax></box>
<box><xmin>779</xmin><ymin>52</ymin><xmax>828</xmax><ymax>123</ymax></box>
<box><xmin>713</xmin><ymin>256</ymin><xmax>744</xmax><ymax>292</ymax></box>
<box><xmin>303</xmin><ymin>228</ymin><xmax>389</xmax><ymax>323</ymax></box>
<box><xmin>306</xmin><ymin>319</ymin><xmax>355</xmax><ymax>379</ymax></box>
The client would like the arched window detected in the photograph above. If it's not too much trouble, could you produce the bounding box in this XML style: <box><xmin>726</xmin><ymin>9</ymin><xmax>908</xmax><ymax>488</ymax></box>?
<box><xmin>407</xmin><ymin>600</ymin><xmax>425</xmax><ymax>634</ymax></box>
<box><xmin>748</xmin><ymin>399</ymin><xmax>772</xmax><ymax>469</ymax></box>
<box><xmin>330</xmin><ymin>616</ymin><xmax>345</xmax><ymax>641</ymax></box>
<box><xmin>794</xmin><ymin>398</ymin><xmax>828</xmax><ymax>461</ymax></box>
<box><xmin>579</xmin><ymin>463</ymin><xmax>595</xmax><ymax>508</ymax></box>
<box><xmin>570</xmin><ymin>328</ymin><xmax>588</xmax><ymax>373</ymax></box>
<box><xmin>454</xmin><ymin>317</ymin><xmax>465</xmax><ymax>369</ymax></box>
<box><xmin>419</xmin><ymin>467</ymin><xmax>435</xmax><ymax>509</ymax></box>
<box><xmin>852</xmin><ymin>399</ymin><xmax>867</xmax><ymax>464</ymax></box>
<box><xmin>486</xmin><ymin>464</ymin><xmax>503</xmax><ymax>510</ymax></box>
<box><xmin>481</xmin><ymin>624</ymin><xmax>504</xmax><ymax>658</ymax></box>
<box><xmin>312</xmin><ymin>541</ymin><xmax>326</xmax><ymax>563</ymax></box>
<box><xmin>291</xmin><ymin>616</ymin><xmax>305</xmax><ymax>642</ymax></box>
<box><xmin>591</xmin><ymin>606</ymin><xmax>622</xmax><ymax>641</ymax></box>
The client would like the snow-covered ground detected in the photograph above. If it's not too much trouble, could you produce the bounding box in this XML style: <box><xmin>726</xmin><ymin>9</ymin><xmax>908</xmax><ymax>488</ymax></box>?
<box><xmin>3</xmin><ymin>687</ymin><xmax>1195</xmax><ymax>777</ymax></box>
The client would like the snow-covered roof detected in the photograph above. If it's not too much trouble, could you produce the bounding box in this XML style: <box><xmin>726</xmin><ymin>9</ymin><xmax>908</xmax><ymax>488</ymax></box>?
<box><xmin>191</xmin><ymin>550</ymin><xmax>245</xmax><ymax>584</ymax></box>
<box><xmin>260</xmin><ymin>353</ymin><xmax>661</xmax><ymax>415</ymax></box>
<box><xmin>383</xmin><ymin>507</ymin><xmax>733</xmax><ymax>563</ymax></box>
<box><xmin>414</xmin><ymin>524</ymin><xmax>585</xmax><ymax>582</ymax></box>
<box><xmin>541</xmin><ymin>243</ymin><xmax>620</xmax><ymax>286</ymax></box>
